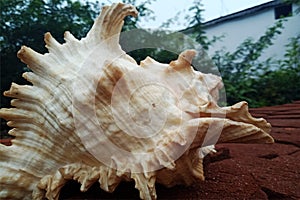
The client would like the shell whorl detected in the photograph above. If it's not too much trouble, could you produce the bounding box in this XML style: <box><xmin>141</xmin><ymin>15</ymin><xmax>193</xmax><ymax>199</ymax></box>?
<box><xmin>0</xmin><ymin>3</ymin><xmax>273</xmax><ymax>200</ymax></box>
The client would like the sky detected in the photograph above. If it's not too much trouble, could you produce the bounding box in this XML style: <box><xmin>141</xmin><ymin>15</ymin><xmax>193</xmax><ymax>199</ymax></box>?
<box><xmin>102</xmin><ymin>0</ymin><xmax>272</xmax><ymax>30</ymax></box>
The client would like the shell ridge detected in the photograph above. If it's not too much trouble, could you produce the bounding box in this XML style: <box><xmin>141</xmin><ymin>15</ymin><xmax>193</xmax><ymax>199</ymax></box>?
<box><xmin>131</xmin><ymin>173</ymin><xmax>157</xmax><ymax>200</ymax></box>
<box><xmin>44</xmin><ymin>32</ymin><xmax>62</xmax><ymax>54</ymax></box>
<box><xmin>224</xmin><ymin>101</ymin><xmax>272</xmax><ymax>133</ymax></box>
<box><xmin>63</xmin><ymin>31</ymin><xmax>78</xmax><ymax>42</ymax></box>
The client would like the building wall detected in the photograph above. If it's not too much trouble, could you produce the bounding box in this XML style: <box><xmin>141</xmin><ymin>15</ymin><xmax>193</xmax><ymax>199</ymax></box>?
<box><xmin>204</xmin><ymin>4</ymin><xmax>300</xmax><ymax>60</ymax></box>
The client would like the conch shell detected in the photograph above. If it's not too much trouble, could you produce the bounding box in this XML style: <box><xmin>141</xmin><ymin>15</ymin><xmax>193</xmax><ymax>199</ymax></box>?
<box><xmin>0</xmin><ymin>3</ymin><xmax>273</xmax><ymax>200</ymax></box>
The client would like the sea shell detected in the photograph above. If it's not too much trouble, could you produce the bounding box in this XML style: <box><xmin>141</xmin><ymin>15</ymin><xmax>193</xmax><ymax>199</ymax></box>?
<box><xmin>0</xmin><ymin>3</ymin><xmax>274</xmax><ymax>200</ymax></box>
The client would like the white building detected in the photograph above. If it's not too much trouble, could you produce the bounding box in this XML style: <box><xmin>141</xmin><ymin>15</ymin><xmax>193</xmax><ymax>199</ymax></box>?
<box><xmin>184</xmin><ymin>0</ymin><xmax>300</xmax><ymax>60</ymax></box>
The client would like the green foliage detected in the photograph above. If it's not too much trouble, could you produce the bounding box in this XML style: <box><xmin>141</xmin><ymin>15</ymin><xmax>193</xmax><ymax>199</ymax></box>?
<box><xmin>1</xmin><ymin>0</ymin><xmax>99</xmax><ymax>52</ymax></box>
<box><xmin>213</xmin><ymin>19</ymin><xmax>300</xmax><ymax>107</ymax></box>
<box><xmin>257</xmin><ymin>34</ymin><xmax>300</xmax><ymax>105</ymax></box>
<box><xmin>121</xmin><ymin>29</ymin><xmax>187</xmax><ymax>63</ymax></box>
<box><xmin>186</xmin><ymin>0</ymin><xmax>209</xmax><ymax>50</ymax></box>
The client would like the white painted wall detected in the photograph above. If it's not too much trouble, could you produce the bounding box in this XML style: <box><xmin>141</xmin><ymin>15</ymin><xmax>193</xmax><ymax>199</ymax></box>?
<box><xmin>204</xmin><ymin>4</ymin><xmax>300</xmax><ymax>60</ymax></box>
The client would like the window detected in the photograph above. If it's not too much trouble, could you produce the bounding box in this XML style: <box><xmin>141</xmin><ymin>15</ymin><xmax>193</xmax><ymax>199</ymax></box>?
<box><xmin>274</xmin><ymin>4</ymin><xmax>293</xmax><ymax>19</ymax></box>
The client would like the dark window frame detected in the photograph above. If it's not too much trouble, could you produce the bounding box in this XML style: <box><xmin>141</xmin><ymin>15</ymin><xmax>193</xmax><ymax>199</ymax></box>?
<box><xmin>274</xmin><ymin>4</ymin><xmax>293</xmax><ymax>19</ymax></box>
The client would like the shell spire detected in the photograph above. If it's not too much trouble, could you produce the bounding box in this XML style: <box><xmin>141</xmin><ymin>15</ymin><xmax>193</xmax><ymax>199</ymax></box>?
<box><xmin>0</xmin><ymin>2</ymin><xmax>273</xmax><ymax>200</ymax></box>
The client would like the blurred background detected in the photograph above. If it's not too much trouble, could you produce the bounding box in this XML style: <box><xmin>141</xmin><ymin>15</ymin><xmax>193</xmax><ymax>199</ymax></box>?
<box><xmin>1</xmin><ymin>0</ymin><xmax>299</xmax><ymax>138</ymax></box>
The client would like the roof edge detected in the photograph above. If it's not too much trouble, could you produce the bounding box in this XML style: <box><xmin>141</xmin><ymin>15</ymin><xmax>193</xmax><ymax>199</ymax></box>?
<box><xmin>182</xmin><ymin>0</ymin><xmax>284</xmax><ymax>34</ymax></box>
